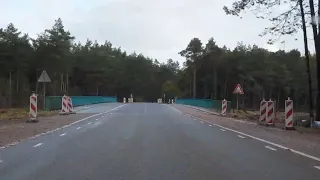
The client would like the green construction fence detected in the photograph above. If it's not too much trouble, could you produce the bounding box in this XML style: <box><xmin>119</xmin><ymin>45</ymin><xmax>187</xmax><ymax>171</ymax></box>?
<box><xmin>175</xmin><ymin>98</ymin><xmax>232</xmax><ymax>112</ymax></box>
<box><xmin>45</xmin><ymin>96</ymin><xmax>117</xmax><ymax>111</ymax></box>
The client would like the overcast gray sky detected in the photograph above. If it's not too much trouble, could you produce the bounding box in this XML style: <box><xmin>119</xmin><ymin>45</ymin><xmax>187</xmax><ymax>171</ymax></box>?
<box><xmin>0</xmin><ymin>0</ymin><xmax>315</xmax><ymax>63</ymax></box>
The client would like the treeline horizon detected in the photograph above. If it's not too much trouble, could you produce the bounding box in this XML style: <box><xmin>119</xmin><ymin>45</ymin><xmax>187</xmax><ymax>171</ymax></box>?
<box><xmin>0</xmin><ymin>18</ymin><xmax>315</xmax><ymax>111</ymax></box>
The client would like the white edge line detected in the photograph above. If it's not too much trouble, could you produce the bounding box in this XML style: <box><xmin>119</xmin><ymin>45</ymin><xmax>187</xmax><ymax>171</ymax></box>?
<box><xmin>166</xmin><ymin>105</ymin><xmax>320</xmax><ymax>162</ymax></box>
<box><xmin>166</xmin><ymin>104</ymin><xmax>181</xmax><ymax>113</ymax></box>
<box><xmin>265</xmin><ymin>146</ymin><xmax>277</xmax><ymax>151</ymax></box>
<box><xmin>314</xmin><ymin>166</ymin><xmax>320</xmax><ymax>170</ymax></box>
<box><xmin>0</xmin><ymin>104</ymin><xmax>127</xmax><ymax>149</ymax></box>
<box><xmin>237</xmin><ymin>135</ymin><xmax>246</xmax><ymax>139</ymax></box>
<box><xmin>33</xmin><ymin>143</ymin><xmax>43</xmax><ymax>147</ymax></box>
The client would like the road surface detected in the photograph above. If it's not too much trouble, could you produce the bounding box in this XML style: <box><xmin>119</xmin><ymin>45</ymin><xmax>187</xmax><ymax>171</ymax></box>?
<box><xmin>0</xmin><ymin>103</ymin><xmax>319</xmax><ymax>180</ymax></box>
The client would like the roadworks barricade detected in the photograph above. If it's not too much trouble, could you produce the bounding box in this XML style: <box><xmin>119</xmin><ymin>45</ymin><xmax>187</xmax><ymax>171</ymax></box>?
<box><xmin>27</xmin><ymin>93</ymin><xmax>39</xmax><ymax>123</ymax></box>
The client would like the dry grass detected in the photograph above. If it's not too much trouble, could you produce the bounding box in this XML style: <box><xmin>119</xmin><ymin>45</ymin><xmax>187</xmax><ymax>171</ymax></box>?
<box><xmin>229</xmin><ymin>110</ymin><xmax>259</xmax><ymax>120</ymax></box>
<box><xmin>0</xmin><ymin>108</ymin><xmax>57</xmax><ymax>120</ymax></box>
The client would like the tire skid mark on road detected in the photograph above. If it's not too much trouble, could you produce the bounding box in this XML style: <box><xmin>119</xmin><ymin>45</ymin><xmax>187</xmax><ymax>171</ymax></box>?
<box><xmin>166</xmin><ymin>105</ymin><xmax>320</xmax><ymax>162</ymax></box>
<box><xmin>33</xmin><ymin>143</ymin><xmax>43</xmax><ymax>148</ymax></box>
<box><xmin>265</xmin><ymin>146</ymin><xmax>277</xmax><ymax>151</ymax></box>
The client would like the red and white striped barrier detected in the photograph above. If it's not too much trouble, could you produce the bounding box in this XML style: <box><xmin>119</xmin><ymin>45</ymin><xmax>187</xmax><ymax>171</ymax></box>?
<box><xmin>285</xmin><ymin>97</ymin><xmax>294</xmax><ymax>129</ymax></box>
<box><xmin>28</xmin><ymin>93</ymin><xmax>38</xmax><ymax>122</ymax></box>
<box><xmin>259</xmin><ymin>99</ymin><xmax>267</xmax><ymax>123</ymax></box>
<box><xmin>221</xmin><ymin>99</ymin><xmax>227</xmax><ymax>116</ymax></box>
<box><xmin>60</xmin><ymin>95</ymin><xmax>69</xmax><ymax>115</ymax></box>
<box><xmin>67</xmin><ymin>96</ymin><xmax>76</xmax><ymax>114</ymax></box>
<box><xmin>266</xmin><ymin>99</ymin><xmax>275</xmax><ymax>125</ymax></box>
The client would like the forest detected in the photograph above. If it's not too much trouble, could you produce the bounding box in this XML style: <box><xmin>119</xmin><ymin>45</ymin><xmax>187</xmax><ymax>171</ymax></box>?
<box><xmin>0</xmin><ymin>18</ymin><xmax>315</xmax><ymax>111</ymax></box>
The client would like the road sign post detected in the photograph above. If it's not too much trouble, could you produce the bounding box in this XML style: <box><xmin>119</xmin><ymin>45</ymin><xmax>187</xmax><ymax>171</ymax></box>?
<box><xmin>233</xmin><ymin>84</ymin><xmax>244</xmax><ymax>112</ymax></box>
<box><xmin>37</xmin><ymin>70</ymin><xmax>51</xmax><ymax>110</ymax></box>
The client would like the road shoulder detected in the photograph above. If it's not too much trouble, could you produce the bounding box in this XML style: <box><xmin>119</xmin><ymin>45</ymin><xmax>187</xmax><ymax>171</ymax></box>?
<box><xmin>0</xmin><ymin>113</ymin><xmax>95</xmax><ymax>148</ymax></box>
<box><xmin>171</xmin><ymin>104</ymin><xmax>320</xmax><ymax>159</ymax></box>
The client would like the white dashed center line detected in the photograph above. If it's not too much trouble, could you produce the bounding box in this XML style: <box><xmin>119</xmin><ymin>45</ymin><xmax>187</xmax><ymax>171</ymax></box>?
<box><xmin>33</xmin><ymin>143</ymin><xmax>43</xmax><ymax>147</ymax></box>
<box><xmin>60</xmin><ymin>133</ymin><xmax>67</xmax><ymax>137</ymax></box>
<box><xmin>88</xmin><ymin>122</ymin><xmax>92</xmax><ymax>125</ymax></box>
<box><xmin>200</xmin><ymin>121</ymin><xmax>204</xmax><ymax>123</ymax></box>
<box><xmin>220</xmin><ymin>129</ymin><xmax>226</xmax><ymax>132</ymax></box>
<box><xmin>194</xmin><ymin>119</ymin><xmax>197</xmax><ymax>121</ymax></box>
<box><xmin>96</xmin><ymin>119</ymin><xmax>99</xmax><ymax>121</ymax></box>
<box><xmin>237</xmin><ymin>135</ymin><xmax>246</xmax><ymax>139</ymax></box>
<box><xmin>76</xmin><ymin>127</ymin><xmax>81</xmax><ymax>130</ymax></box>
<box><xmin>0</xmin><ymin>160</ymin><xmax>3</xmax><ymax>163</ymax></box>
<box><xmin>102</xmin><ymin>116</ymin><xmax>104</xmax><ymax>118</ymax></box>
<box><xmin>314</xmin><ymin>166</ymin><xmax>320</xmax><ymax>170</ymax></box>
<box><xmin>209</xmin><ymin>124</ymin><xmax>212</xmax><ymax>127</ymax></box>
<box><xmin>265</xmin><ymin>146</ymin><xmax>277</xmax><ymax>151</ymax></box>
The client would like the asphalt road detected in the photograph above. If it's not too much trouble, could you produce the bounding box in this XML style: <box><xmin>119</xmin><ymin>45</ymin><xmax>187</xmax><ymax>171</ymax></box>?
<box><xmin>0</xmin><ymin>103</ymin><xmax>319</xmax><ymax>180</ymax></box>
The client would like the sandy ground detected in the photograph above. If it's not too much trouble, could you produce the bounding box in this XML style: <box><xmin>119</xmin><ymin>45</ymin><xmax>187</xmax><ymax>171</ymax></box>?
<box><xmin>0</xmin><ymin>113</ymin><xmax>94</xmax><ymax>147</ymax></box>
<box><xmin>172</xmin><ymin>104</ymin><xmax>320</xmax><ymax>158</ymax></box>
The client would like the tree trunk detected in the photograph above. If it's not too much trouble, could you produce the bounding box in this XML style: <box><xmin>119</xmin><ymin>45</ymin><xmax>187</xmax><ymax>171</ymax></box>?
<box><xmin>213</xmin><ymin>67</ymin><xmax>218</xmax><ymax>99</ymax></box>
<box><xmin>193</xmin><ymin>69</ymin><xmax>196</xmax><ymax>98</ymax></box>
<box><xmin>277</xmin><ymin>88</ymin><xmax>281</xmax><ymax>111</ymax></box>
<box><xmin>204</xmin><ymin>82</ymin><xmax>207</xmax><ymax>99</ymax></box>
<box><xmin>16</xmin><ymin>70</ymin><xmax>19</xmax><ymax>93</ymax></box>
<box><xmin>9</xmin><ymin>72</ymin><xmax>12</xmax><ymax>107</ymax></box>
<box><xmin>308</xmin><ymin>0</ymin><xmax>318</xmax><ymax>122</ymax></box>
<box><xmin>189</xmin><ymin>79</ymin><xmax>192</xmax><ymax>98</ymax></box>
<box><xmin>224</xmin><ymin>74</ymin><xmax>228</xmax><ymax>98</ymax></box>
<box><xmin>60</xmin><ymin>74</ymin><xmax>64</xmax><ymax>93</ymax></box>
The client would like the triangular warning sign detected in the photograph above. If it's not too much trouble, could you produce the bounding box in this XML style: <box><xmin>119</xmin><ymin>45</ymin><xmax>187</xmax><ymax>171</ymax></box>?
<box><xmin>233</xmin><ymin>84</ymin><xmax>244</xmax><ymax>94</ymax></box>
<box><xmin>37</xmin><ymin>70</ymin><xmax>51</xmax><ymax>83</ymax></box>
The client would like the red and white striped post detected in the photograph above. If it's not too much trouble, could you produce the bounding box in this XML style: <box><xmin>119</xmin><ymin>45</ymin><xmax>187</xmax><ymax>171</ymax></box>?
<box><xmin>28</xmin><ymin>93</ymin><xmax>38</xmax><ymax>122</ymax></box>
<box><xmin>285</xmin><ymin>97</ymin><xmax>294</xmax><ymax>130</ymax></box>
<box><xmin>60</xmin><ymin>95</ymin><xmax>69</xmax><ymax>115</ymax></box>
<box><xmin>266</xmin><ymin>99</ymin><xmax>275</xmax><ymax>126</ymax></box>
<box><xmin>259</xmin><ymin>99</ymin><xmax>267</xmax><ymax>124</ymax></box>
<box><xmin>221</xmin><ymin>99</ymin><xmax>227</xmax><ymax>116</ymax></box>
<box><xmin>67</xmin><ymin>96</ymin><xmax>76</xmax><ymax>114</ymax></box>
